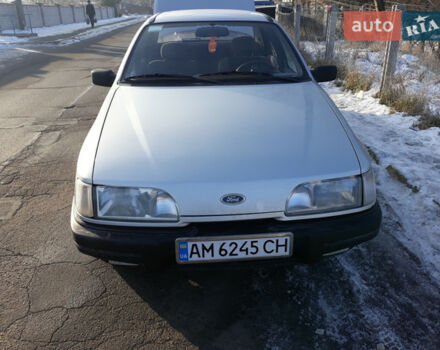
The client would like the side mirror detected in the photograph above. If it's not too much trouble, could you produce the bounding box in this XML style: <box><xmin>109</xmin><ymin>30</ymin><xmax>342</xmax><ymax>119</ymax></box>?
<box><xmin>91</xmin><ymin>69</ymin><xmax>116</xmax><ymax>87</ymax></box>
<box><xmin>311</xmin><ymin>65</ymin><xmax>337</xmax><ymax>83</ymax></box>
<box><xmin>255</xmin><ymin>6</ymin><xmax>276</xmax><ymax>18</ymax></box>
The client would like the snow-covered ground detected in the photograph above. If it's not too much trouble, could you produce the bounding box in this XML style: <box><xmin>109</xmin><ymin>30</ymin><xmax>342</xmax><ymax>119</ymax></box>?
<box><xmin>324</xmin><ymin>84</ymin><xmax>440</xmax><ymax>282</ymax></box>
<box><xmin>0</xmin><ymin>15</ymin><xmax>146</xmax><ymax>68</ymax></box>
<box><xmin>301</xmin><ymin>40</ymin><xmax>440</xmax><ymax>282</ymax></box>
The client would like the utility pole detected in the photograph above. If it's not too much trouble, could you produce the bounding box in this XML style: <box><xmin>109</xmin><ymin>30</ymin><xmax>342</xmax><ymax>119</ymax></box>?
<box><xmin>14</xmin><ymin>0</ymin><xmax>26</xmax><ymax>30</ymax></box>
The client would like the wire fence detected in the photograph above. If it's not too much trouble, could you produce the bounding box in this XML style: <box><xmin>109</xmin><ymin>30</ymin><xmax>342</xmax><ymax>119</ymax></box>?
<box><xmin>319</xmin><ymin>0</ymin><xmax>436</xmax><ymax>11</ymax></box>
<box><xmin>276</xmin><ymin>1</ymin><xmax>440</xmax><ymax>96</ymax></box>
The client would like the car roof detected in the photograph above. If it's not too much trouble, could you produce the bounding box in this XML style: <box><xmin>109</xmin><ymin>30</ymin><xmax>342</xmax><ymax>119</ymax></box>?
<box><xmin>154</xmin><ymin>9</ymin><xmax>270</xmax><ymax>24</ymax></box>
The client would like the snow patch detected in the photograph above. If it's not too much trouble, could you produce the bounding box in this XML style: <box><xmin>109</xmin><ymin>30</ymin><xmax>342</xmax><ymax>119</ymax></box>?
<box><xmin>302</xmin><ymin>41</ymin><xmax>440</xmax><ymax>116</ymax></box>
<box><xmin>326</xmin><ymin>83</ymin><xmax>440</xmax><ymax>282</ymax></box>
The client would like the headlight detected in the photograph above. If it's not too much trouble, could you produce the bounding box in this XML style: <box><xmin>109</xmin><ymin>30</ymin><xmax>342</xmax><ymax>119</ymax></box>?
<box><xmin>96</xmin><ymin>186</ymin><xmax>179</xmax><ymax>222</ymax></box>
<box><xmin>362</xmin><ymin>168</ymin><xmax>376</xmax><ymax>206</ymax></box>
<box><xmin>285</xmin><ymin>175</ymin><xmax>362</xmax><ymax>216</ymax></box>
<box><xmin>75</xmin><ymin>179</ymin><xmax>93</xmax><ymax>218</ymax></box>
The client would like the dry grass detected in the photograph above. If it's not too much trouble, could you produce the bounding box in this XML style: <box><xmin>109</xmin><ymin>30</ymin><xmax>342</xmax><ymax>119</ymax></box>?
<box><xmin>379</xmin><ymin>77</ymin><xmax>440</xmax><ymax>129</ymax></box>
<box><xmin>413</xmin><ymin>114</ymin><xmax>440</xmax><ymax>130</ymax></box>
<box><xmin>400</xmin><ymin>41</ymin><xmax>440</xmax><ymax>75</ymax></box>
<box><xmin>298</xmin><ymin>37</ymin><xmax>440</xmax><ymax>130</ymax></box>
<box><xmin>338</xmin><ymin>41</ymin><xmax>386</xmax><ymax>53</ymax></box>
<box><xmin>302</xmin><ymin>52</ymin><xmax>372</xmax><ymax>93</ymax></box>
<box><xmin>300</xmin><ymin>16</ymin><xmax>325</xmax><ymax>42</ymax></box>
<box><xmin>343</xmin><ymin>70</ymin><xmax>372</xmax><ymax>93</ymax></box>
<box><xmin>379</xmin><ymin>86</ymin><xmax>427</xmax><ymax>116</ymax></box>
<box><xmin>365</xmin><ymin>146</ymin><xmax>380</xmax><ymax>165</ymax></box>
<box><xmin>386</xmin><ymin>165</ymin><xmax>419</xmax><ymax>193</ymax></box>
<box><xmin>298</xmin><ymin>47</ymin><xmax>315</xmax><ymax>66</ymax></box>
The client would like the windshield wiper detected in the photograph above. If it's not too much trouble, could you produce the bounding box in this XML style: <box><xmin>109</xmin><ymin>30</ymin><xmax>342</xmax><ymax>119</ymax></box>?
<box><xmin>197</xmin><ymin>71</ymin><xmax>308</xmax><ymax>83</ymax></box>
<box><xmin>122</xmin><ymin>73</ymin><xmax>221</xmax><ymax>84</ymax></box>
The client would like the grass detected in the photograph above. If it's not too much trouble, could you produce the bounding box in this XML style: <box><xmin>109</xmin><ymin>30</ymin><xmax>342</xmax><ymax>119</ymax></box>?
<box><xmin>304</xmin><ymin>55</ymin><xmax>349</xmax><ymax>83</ymax></box>
<box><xmin>400</xmin><ymin>41</ymin><xmax>440</xmax><ymax>75</ymax></box>
<box><xmin>300</xmin><ymin>16</ymin><xmax>325</xmax><ymax>42</ymax></box>
<box><xmin>386</xmin><ymin>165</ymin><xmax>419</xmax><ymax>193</ymax></box>
<box><xmin>379</xmin><ymin>86</ymin><xmax>426</xmax><ymax>116</ymax></box>
<box><xmin>301</xmin><ymin>51</ymin><xmax>371</xmax><ymax>93</ymax></box>
<box><xmin>298</xmin><ymin>41</ymin><xmax>440</xmax><ymax>130</ymax></box>
<box><xmin>379</xmin><ymin>85</ymin><xmax>440</xmax><ymax>129</ymax></box>
<box><xmin>343</xmin><ymin>70</ymin><xmax>372</xmax><ymax>93</ymax></box>
<box><xmin>365</xmin><ymin>146</ymin><xmax>380</xmax><ymax>165</ymax></box>
<box><xmin>413</xmin><ymin>114</ymin><xmax>440</xmax><ymax>130</ymax></box>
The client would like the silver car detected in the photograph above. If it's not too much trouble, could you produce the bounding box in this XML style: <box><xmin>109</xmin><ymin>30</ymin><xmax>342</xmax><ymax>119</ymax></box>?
<box><xmin>71</xmin><ymin>9</ymin><xmax>381</xmax><ymax>267</ymax></box>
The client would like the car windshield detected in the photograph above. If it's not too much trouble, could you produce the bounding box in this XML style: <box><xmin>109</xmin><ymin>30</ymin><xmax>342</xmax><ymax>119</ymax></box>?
<box><xmin>122</xmin><ymin>21</ymin><xmax>308</xmax><ymax>85</ymax></box>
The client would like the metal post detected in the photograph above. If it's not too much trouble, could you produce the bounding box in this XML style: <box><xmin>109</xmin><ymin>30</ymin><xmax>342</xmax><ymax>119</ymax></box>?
<box><xmin>275</xmin><ymin>3</ymin><xmax>280</xmax><ymax>22</ymax></box>
<box><xmin>325</xmin><ymin>5</ymin><xmax>337</xmax><ymax>61</ymax></box>
<box><xmin>9</xmin><ymin>16</ymin><xmax>16</xmax><ymax>35</ymax></box>
<box><xmin>294</xmin><ymin>4</ymin><xmax>301</xmax><ymax>47</ymax></box>
<box><xmin>57</xmin><ymin>4</ymin><xmax>63</xmax><ymax>25</ymax></box>
<box><xmin>25</xmin><ymin>13</ymin><xmax>33</xmax><ymax>34</ymax></box>
<box><xmin>14</xmin><ymin>0</ymin><xmax>26</xmax><ymax>30</ymax></box>
<box><xmin>379</xmin><ymin>4</ymin><xmax>405</xmax><ymax>95</ymax></box>
<box><xmin>71</xmin><ymin>5</ymin><xmax>76</xmax><ymax>23</ymax></box>
<box><xmin>38</xmin><ymin>4</ymin><xmax>46</xmax><ymax>27</ymax></box>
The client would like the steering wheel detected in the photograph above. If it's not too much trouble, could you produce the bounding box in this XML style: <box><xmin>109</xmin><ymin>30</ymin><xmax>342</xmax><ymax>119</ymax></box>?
<box><xmin>235</xmin><ymin>59</ymin><xmax>274</xmax><ymax>73</ymax></box>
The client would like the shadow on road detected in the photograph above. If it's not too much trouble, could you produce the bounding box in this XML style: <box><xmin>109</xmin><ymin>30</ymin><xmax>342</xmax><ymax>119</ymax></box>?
<box><xmin>115</xmin><ymin>261</ymin><xmax>344</xmax><ymax>349</ymax></box>
<box><xmin>116</xmin><ymin>266</ymin><xmax>266</xmax><ymax>349</ymax></box>
<box><xmin>114</xmin><ymin>221</ymin><xmax>440</xmax><ymax>350</ymax></box>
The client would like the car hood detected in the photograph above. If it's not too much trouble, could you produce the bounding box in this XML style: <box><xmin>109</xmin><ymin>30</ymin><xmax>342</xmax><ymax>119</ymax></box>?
<box><xmin>93</xmin><ymin>82</ymin><xmax>360</xmax><ymax>216</ymax></box>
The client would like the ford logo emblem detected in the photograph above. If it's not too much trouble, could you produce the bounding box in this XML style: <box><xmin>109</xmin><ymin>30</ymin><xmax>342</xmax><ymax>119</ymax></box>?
<box><xmin>221</xmin><ymin>194</ymin><xmax>246</xmax><ymax>205</ymax></box>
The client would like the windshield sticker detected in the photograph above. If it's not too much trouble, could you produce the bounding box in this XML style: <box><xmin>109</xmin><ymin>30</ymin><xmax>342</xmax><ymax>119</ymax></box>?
<box><xmin>208</xmin><ymin>37</ymin><xmax>217</xmax><ymax>53</ymax></box>
<box><xmin>148</xmin><ymin>25</ymin><xmax>163</xmax><ymax>32</ymax></box>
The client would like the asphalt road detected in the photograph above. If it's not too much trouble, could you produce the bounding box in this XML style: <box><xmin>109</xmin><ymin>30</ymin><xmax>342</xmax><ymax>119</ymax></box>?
<box><xmin>1</xmin><ymin>24</ymin><xmax>439</xmax><ymax>350</ymax></box>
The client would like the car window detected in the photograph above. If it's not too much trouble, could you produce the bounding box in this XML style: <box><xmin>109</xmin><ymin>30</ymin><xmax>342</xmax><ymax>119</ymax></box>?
<box><xmin>156</xmin><ymin>25</ymin><xmax>255</xmax><ymax>43</ymax></box>
<box><xmin>122</xmin><ymin>21</ymin><xmax>308</xmax><ymax>84</ymax></box>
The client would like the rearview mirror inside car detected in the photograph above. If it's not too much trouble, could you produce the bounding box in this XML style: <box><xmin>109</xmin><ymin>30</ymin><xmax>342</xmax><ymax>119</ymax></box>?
<box><xmin>91</xmin><ymin>69</ymin><xmax>116</xmax><ymax>87</ymax></box>
<box><xmin>311</xmin><ymin>65</ymin><xmax>337</xmax><ymax>83</ymax></box>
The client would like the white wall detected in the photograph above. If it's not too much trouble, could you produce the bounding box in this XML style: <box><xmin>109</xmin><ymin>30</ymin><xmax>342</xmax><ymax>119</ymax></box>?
<box><xmin>74</xmin><ymin>7</ymin><xmax>86</xmax><ymax>23</ymax></box>
<box><xmin>42</xmin><ymin>5</ymin><xmax>60</xmax><ymax>27</ymax></box>
<box><xmin>60</xmin><ymin>6</ymin><xmax>74</xmax><ymax>24</ymax></box>
<box><xmin>0</xmin><ymin>3</ymin><xmax>17</xmax><ymax>31</ymax></box>
<box><xmin>23</xmin><ymin>5</ymin><xmax>43</xmax><ymax>28</ymax></box>
<box><xmin>96</xmin><ymin>7</ymin><xmax>103</xmax><ymax>20</ymax></box>
<box><xmin>0</xmin><ymin>4</ymin><xmax>117</xmax><ymax>31</ymax></box>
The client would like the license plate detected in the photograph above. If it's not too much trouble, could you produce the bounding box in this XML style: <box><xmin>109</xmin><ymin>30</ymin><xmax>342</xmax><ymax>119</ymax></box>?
<box><xmin>175</xmin><ymin>233</ymin><xmax>293</xmax><ymax>264</ymax></box>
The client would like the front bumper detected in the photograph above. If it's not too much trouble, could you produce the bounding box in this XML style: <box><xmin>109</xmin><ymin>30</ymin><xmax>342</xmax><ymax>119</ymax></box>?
<box><xmin>72</xmin><ymin>202</ymin><xmax>381</xmax><ymax>268</ymax></box>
